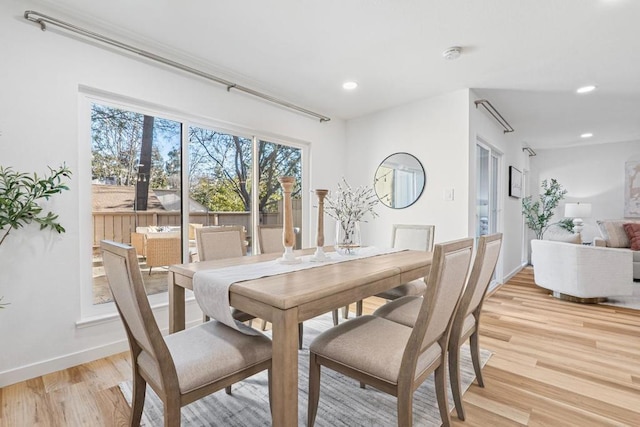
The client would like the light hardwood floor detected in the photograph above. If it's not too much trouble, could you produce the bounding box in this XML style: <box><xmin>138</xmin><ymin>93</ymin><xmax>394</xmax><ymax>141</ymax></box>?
<box><xmin>2</xmin><ymin>267</ymin><xmax>639</xmax><ymax>426</ymax></box>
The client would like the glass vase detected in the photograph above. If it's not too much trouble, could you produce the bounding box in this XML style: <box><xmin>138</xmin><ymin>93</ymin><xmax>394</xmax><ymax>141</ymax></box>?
<box><xmin>335</xmin><ymin>221</ymin><xmax>361</xmax><ymax>255</ymax></box>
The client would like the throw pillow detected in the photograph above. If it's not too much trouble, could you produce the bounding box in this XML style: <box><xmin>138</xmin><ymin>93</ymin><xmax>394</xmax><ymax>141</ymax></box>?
<box><xmin>623</xmin><ymin>223</ymin><xmax>640</xmax><ymax>250</ymax></box>
<box><xmin>596</xmin><ymin>219</ymin><xmax>640</xmax><ymax>248</ymax></box>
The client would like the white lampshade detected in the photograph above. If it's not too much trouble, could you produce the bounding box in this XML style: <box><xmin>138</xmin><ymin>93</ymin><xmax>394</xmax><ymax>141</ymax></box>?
<box><xmin>564</xmin><ymin>202</ymin><xmax>592</xmax><ymax>218</ymax></box>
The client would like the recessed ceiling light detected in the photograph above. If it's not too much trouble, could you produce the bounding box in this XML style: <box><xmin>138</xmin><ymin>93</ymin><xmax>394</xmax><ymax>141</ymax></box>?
<box><xmin>576</xmin><ymin>85</ymin><xmax>597</xmax><ymax>94</ymax></box>
<box><xmin>342</xmin><ymin>81</ymin><xmax>358</xmax><ymax>90</ymax></box>
<box><xmin>581</xmin><ymin>133</ymin><xmax>593</xmax><ymax>138</ymax></box>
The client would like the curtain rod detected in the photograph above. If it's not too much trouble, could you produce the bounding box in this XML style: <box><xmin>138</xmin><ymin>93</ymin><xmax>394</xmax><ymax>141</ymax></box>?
<box><xmin>474</xmin><ymin>99</ymin><xmax>514</xmax><ymax>133</ymax></box>
<box><xmin>23</xmin><ymin>10</ymin><xmax>331</xmax><ymax>123</ymax></box>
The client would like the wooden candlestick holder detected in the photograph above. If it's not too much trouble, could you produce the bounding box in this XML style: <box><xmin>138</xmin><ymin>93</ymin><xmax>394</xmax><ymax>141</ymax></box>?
<box><xmin>311</xmin><ymin>189</ymin><xmax>329</xmax><ymax>262</ymax></box>
<box><xmin>277</xmin><ymin>176</ymin><xmax>301</xmax><ymax>264</ymax></box>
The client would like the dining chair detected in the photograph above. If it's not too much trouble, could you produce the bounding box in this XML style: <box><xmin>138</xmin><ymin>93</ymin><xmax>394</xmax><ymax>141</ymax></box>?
<box><xmin>344</xmin><ymin>224</ymin><xmax>435</xmax><ymax>320</ymax></box>
<box><xmin>307</xmin><ymin>238</ymin><xmax>474</xmax><ymax>427</ymax></box>
<box><xmin>256</xmin><ymin>224</ymin><xmax>307</xmax><ymax>347</ymax></box>
<box><xmin>194</xmin><ymin>226</ymin><xmax>258</xmax><ymax>325</ymax></box>
<box><xmin>257</xmin><ymin>224</ymin><xmax>285</xmax><ymax>255</ymax></box>
<box><xmin>100</xmin><ymin>240</ymin><xmax>272</xmax><ymax>427</ymax></box>
<box><xmin>373</xmin><ymin>233</ymin><xmax>503</xmax><ymax>420</ymax></box>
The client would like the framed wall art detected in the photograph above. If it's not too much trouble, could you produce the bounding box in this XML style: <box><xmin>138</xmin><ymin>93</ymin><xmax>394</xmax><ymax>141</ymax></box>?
<box><xmin>624</xmin><ymin>160</ymin><xmax>640</xmax><ymax>217</ymax></box>
<box><xmin>509</xmin><ymin>166</ymin><xmax>522</xmax><ymax>198</ymax></box>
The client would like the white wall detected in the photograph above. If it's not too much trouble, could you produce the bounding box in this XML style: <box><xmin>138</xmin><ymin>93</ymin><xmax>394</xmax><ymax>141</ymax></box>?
<box><xmin>530</xmin><ymin>140</ymin><xmax>640</xmax><ymax>243</ymax></box>
<box><xmin>0</xmin><ymin>2</ymin><xmax>346</xmax><ymax>386</ymax></box>
<box><xmin>345</xmin><ymin>90</ymin><xmax>472</xmax><ymax>247</ymax></box>
<box><xmin>344</xmin><ymin>89</ymin><xmax>528</xmax><ymax>283</ymax></box>
<box><xmin>468</xmin><ymin>90</ymin><xmax>529</xmax><ymax>280</ymax></box>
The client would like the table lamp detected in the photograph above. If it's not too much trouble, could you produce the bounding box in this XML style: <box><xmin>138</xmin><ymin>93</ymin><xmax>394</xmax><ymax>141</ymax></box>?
<box><xmin>564</xmin><ymin>202</ymin><xmax>592</xmax><ymax>234</ymax></box>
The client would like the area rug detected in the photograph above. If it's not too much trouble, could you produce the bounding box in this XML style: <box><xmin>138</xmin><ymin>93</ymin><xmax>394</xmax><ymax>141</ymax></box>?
<box><xmin>119</xmin><ymin>313</ymin><xmax>491</xmax><ymax>426</ymax></box>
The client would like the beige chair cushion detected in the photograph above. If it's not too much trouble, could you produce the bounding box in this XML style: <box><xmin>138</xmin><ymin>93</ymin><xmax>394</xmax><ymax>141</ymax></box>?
<box><xmin>373</xmin><ymin>296</ymin><xmax>422</xmax><ymax>327</ymax></box>
<box><xmin>138</xmin><ymin>320</ymin><xmax>272</xmax><ymax>394</ymax></box>
<box><xmin>375</xmin><ymin>279</ymin><xmax>427</xmax><ymax>300</ymax></box>
<box><xmin>309</xmin><ymin>315</ymin><xmax>440</xmax><ymax>383</ymax></box>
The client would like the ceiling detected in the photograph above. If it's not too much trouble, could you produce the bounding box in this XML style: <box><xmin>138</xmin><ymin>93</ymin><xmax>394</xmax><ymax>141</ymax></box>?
<box><xmin>27</xmin><ymin>0</ymin><xmax>640</xmax><ymax>150</ymax></box>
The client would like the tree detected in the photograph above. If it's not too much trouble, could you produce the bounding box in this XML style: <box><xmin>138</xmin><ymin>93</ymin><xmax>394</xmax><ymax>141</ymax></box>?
<box><xmin>188</xmin><ymin>127</ymin><xmax>302</xmax><ymax>213</ymax></box>
<box><xmin>91</xmin><ymin>104</ymin><xmax>179</xmax><ymax>200</ymax></box>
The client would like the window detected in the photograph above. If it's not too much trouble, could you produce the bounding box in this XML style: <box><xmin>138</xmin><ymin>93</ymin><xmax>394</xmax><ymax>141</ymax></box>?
<box><xmin>187</xmin><ymin>127</ymin><xmax>303</xmax><ymax>254</ymax></box>
<box><xmin>84</xmin><ymin>95</ymin><xmax>306</xmax><ymax>316</ymax></box>
<box><xmin>91</xmin><ymin>103</ymin><xmax>182</xmax><ymax>305</ymax></box>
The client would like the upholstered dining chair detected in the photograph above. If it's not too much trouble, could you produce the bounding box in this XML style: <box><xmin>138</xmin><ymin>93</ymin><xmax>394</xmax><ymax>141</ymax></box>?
<box><xmin>195</xmin><ymin>226</ymin><xmax>253</xmax><ymax>322</ymax></box>
<box><xmin>344</xmin><ymin>224</ymin><xmax>435</xmax><ymax>321</ymax></box>
<box><xmin>257</xmin><ymin>224</ymin><xmax>285</xmax><ymax>255</ymax></box>
<box><xmin>100</xmin><ymin>240</ymin><xmax>272</xmax><ymax>427</ymax></box>
<box><xmin>373</xmin><ymin>233</ymin><xmax>503</xmax><ymax>420</ymax></box>
<box><xmin>307</xmin><ymin>238</ymin><xmax>474</xmax><ymax>427</ymax></box>
<box><xmin>256</xmin><ymin>224</ymin><xmax>306</xmax><ymax>347</ymax></box>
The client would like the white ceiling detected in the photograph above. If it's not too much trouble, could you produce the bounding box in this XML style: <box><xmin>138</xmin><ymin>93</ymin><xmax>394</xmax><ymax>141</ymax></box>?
<box><xmin>27</xmin><ymin>0</ymin><xmax>640</xmax><ymax>150</ymax></box>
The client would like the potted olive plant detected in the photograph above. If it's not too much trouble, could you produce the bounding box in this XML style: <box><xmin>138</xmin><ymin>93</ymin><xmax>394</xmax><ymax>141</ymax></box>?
<box><xmin>0</xmin><ymin>164</ymin><xmax>72</xmax><ymax>307</ymax></box>
<box><xmin>521</xmin><ymin>178</ymin><xmax>571</xmax><ymax>240</ymax></box>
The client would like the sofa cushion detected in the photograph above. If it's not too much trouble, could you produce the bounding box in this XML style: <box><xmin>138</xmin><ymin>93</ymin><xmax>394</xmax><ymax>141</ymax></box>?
<box><xmin>596</xmin><ymin>219</ymin><xmax>640</xmax><ymax>248</ymax></box>
<box><xmin>623</xmin><ymin>223</ymin><xmax>640</xmax><ymax>250</ymax></box>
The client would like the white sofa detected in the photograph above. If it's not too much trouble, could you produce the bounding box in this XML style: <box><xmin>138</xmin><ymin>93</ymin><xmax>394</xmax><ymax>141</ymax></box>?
<box><xmin>531</xmin><ymin>239</ymin><xmax>634</xmax><ymax>301</ymax></box>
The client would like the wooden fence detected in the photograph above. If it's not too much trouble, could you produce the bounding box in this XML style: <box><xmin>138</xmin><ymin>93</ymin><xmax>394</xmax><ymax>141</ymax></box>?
<box><xmin>93</xmin><ymin>199</ymin><xmax>301</xmax><ymax>247</ymax></box>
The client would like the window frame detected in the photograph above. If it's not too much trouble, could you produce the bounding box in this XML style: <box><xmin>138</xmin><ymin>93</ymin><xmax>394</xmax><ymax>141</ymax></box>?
<box><xmin>79</xmin><ymin>87</ymin><xmax>309</xmax><ymax>322</ymax></box>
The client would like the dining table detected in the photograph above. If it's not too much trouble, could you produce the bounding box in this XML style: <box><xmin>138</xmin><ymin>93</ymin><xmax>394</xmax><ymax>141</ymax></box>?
<box><xmin>168</xmin><ymin>246</ymin><xmax>432</xmax><ymax>426</ymax></box>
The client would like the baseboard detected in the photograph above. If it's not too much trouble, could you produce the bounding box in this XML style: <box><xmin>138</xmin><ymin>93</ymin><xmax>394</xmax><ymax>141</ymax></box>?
<box><xmin>0</xmin><ymin>318</ymin><xmax>202</xmax><ymax>388</ymax></box>
<box><xmin>0</xmin><ymin>339</ymin><xmax>129</xmax><ymax>388</ymax></box>
<box><xmin>487</xmin><ymin>262</ymin><xmax>528</xmax><ymax>298</ymax></box>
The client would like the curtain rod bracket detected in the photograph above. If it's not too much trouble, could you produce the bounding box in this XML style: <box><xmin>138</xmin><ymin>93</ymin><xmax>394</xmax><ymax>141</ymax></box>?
<box><xmin>23</xmin><ymin>10</ymin><xmax>331</xmax><ymax>123</ymax></box>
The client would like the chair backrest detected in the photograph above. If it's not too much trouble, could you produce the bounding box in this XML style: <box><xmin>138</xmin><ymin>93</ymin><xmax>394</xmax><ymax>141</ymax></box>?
<box><xmin>188</xmin><ymin>223</ymin><xmax>203</xmax><ymax>240</ymax></box>
<box><xmin>258</xmin><ymin>225</ymin><xmax>285</xmax><ymax>254</ymax></box>
<box><xmin>196</xmin><ymin>226</ymin><xmax>245</xmax><ymax>261</ymax></box>
<box><xmin>392</xmin><ymin>224</ymin><xmax>435</xmax><ymax>252</ymax></box>
<box><xmin>460</xmin><ymin>233</ymin><xmax>503</xmax><ymax>320</ymax></box>
<box><xmin>100</xmin><ymin>240</ymin><xmax>175</xmax><ymax>386</ymax></box>
<box><xmin>406</xmin><ymin>238</ymin><xmax>474</xmax><ymax>362</ymax></box>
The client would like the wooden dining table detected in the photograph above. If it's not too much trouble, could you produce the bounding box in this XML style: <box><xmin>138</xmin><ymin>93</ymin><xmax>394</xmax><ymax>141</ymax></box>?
<box><xmin>168</xmin><ymin>247</ymin><xmax>432</xmax><ymax>426</ymax></box>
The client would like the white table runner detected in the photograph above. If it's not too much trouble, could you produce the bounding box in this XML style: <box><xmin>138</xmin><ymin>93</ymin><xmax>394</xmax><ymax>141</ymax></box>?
<box><xmin>193</xmin><ymin>247</ymin><xmax>401</xmax><ymax>335</ymax></box>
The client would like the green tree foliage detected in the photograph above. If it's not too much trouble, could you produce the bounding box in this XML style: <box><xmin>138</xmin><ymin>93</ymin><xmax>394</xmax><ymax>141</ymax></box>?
<box><xmin>188</xmin><ymin>127</ymin><xmax>301</xmax><ymax>213</ymax></box>
<box><xmin>91</xmin><ymin>104</ymin><xmax>302</xmax><ymax>214</ymax></box>
<box><xmin>90</xmin><ymin>104</ymin><xmax>178</xmax><ymax>189</ymax></box>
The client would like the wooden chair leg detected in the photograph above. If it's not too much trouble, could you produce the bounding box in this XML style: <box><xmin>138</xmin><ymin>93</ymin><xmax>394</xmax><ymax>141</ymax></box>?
<box><xmin>332</xmin><ymin>309</ymin><xmax>339</xmax><ymax>326</ymax></box>
<box><xmin>435</xmin><ymin>363</ymin><xmax>451</xmax><ymax>427</ymax></box>
<box><xmin>299</xmin><ymin>322</ymin><xmax>304</xmax><ymax>350</ymax></box>
<box><xmin>397</xmin><ymin>385</ymin><xmax>413</xmax><ymax>427</ymax></box>
<box><xmin>470</xmin><ymin>329</ymin><xmax>484</xmax><ymax>387</ymax></box>
<box><xmin>356</xmin><ymin>299</ymin><xmax>363</xmax><ymax>317</ymax></box>
<box><xmin>448</xmin><ymin>341</ymin><xmax>465</xmax><ymax>420</ymax></box>
<box><xmin>342</xmin><ymin>304</ymin><xmax>350</xmax><ymax>319</ymax></box>
<box><xmin>130</xmin><ymin>370</ymin><xmax>146</xmax><ymax>427</ymax></box>
<box><xmin>268</xmin><ymin>368</ymin><xmax>273</xmax><ymax>415</ymax></box>
<box><xmin>307</xmin><ymin>353</ymin><xmax>321</xmax><ymax>427</ymax></box>
<box><xmin>164</xmin><ymin>392</ymin><xmax>181</xmax><ymax>427</ymax></box>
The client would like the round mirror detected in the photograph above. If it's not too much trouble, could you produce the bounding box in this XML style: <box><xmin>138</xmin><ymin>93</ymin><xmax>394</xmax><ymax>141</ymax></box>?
<box><xmin>374</xmin><ymin>152</ymin><xmax>426</xmax><ymax>209</ymax></box>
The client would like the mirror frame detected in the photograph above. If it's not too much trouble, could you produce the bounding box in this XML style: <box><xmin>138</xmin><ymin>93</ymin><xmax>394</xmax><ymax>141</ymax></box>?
<box><xmin>373</xmin><ymin>152</ymin><xmax>426</xmax><ymax>209</ymax></box>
